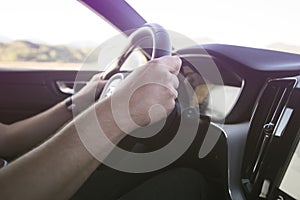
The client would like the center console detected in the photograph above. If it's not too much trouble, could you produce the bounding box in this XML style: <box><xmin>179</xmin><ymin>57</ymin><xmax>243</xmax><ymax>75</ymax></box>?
<box><xmin>241</xmin><ymin>76</ymin><xmax>300</xmax><ymax>200</ymax></box>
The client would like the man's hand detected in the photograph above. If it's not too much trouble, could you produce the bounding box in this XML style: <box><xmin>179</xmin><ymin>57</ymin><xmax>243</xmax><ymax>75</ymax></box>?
<box><xmin>109</xmin><ymin>56</ymin><xmax>182</xmax><ymax>132</ymax></box>
<box><xmin>72</xmin><ymin>73</ymin><xmax>107</xmax><ymax>113</ymax></box>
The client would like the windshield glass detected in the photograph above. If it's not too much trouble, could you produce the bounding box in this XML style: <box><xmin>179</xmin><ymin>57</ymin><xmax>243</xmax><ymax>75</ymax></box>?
<box><xmin>0</xmin><ymin>0</ymin><xmax>119</xmax><ymax>70</ymax></box>
<box><xmin>127</xmin><ymin>0</ymin><xmax>300</xmax><ymax>55</ymax></box>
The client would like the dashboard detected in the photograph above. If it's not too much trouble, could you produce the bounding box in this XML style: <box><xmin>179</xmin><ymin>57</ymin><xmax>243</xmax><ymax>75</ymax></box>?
<box><xmin>174</xmin><ymin>44</ymin><xmax>300</xmax><ymax>200</ymax></box>
<box><xmin>86</xmin><ymin>42</ymin><xmax>300</xmax><ymax>199</ymax></box>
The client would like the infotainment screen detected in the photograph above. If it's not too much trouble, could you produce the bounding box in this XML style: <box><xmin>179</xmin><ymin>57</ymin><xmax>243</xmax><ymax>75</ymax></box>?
<box><xmin>279</xmin><ymin>139</ymin><xmax>300</xmax><ymax>199</ymax></box>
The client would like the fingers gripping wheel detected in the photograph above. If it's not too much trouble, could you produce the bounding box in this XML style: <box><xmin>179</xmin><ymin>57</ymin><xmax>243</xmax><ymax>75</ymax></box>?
<box><xmin>72</xmin><ymin>23</ymin><xmax>200</xmax><ymax>173</ymax></box>
<box><xmin>99</xmin><ymin>23</ymin><xmax>173</xmax><ymax>102</ymax></box>
<box><xmin>100</xmin><ymin>23</ymin><xmax>181</xmax><ymax>152</ymax></box>
<box><xmin>99</xmin><ymin>73</ymin><xmax>125</xmax><ymax>100</ymax></box>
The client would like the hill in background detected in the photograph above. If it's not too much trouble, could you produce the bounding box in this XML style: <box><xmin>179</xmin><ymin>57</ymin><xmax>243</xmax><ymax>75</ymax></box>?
<box><xmin>1</xmin><ymin>40</ymin><xmax>300</xmax><ymax>64</ymax></box>
<box><xmin>267</xmin><ymin>43</ymin><xmax>300</xmax><ymax>55</ymax></box>
<box><xmin>0</xmin><ymin>40</ymin><xmax>92</xmax><ymax>63</ymax></box>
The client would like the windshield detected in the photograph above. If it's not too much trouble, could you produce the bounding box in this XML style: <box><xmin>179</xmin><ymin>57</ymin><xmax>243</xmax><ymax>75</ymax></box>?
<box><xmin>0</xmin><ymin>0</ymin><xmax>119</xmax><ymax>70</ymax></box>
<box><xmin>126</xmin><ymin>0</ymin><xmax>300</xmax><ymax>55</ymax></box>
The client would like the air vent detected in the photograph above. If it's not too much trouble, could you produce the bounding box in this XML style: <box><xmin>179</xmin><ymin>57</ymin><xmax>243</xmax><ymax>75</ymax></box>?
<box><xmin>241</xmin><ymin>77</ymin><xmax>297</xmax><ymax>197</ymax></box>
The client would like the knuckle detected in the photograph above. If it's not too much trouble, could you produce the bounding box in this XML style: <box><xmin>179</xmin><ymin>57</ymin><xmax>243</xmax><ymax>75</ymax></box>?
<box><xmin>175</xmin><ymin>78</ymin><xmax>179</xmax><ymax>88</ymax></box>
<box><xmin>166</xmin><ymin>100</ymin><xmax>176</xmax><ymax>111</ymax></box>
<box><xmin>171</xmin><ymin>74</ymin><xmax>179</xmax><ymax>88</ymax></box>
<box><xmin>173</xmin><ymin>56</ymin><xmax>182</xmax><ymax>66</ymax></box>
<box><xmin>148</xmin><ymin>58</ymin><xmax>160</xmax><ymax>65</ymax></box>
<box><xmin>170</xmin><ymin>56</ymin><xmax>182</xmax><ymax>70</ymax></box>
<box><xmin>147</xmin><ymin>62</ymin><xmax>161</xmax><ymax>72</ymax></box>
<box><xmin>164</xmin><ymin>86</ymin><xmax>177</xmax><ymax>99</ymax></box>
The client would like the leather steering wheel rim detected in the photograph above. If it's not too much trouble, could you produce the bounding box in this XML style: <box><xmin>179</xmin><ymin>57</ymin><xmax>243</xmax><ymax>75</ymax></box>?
<box><xmin>99</xmin><ymin>23</ymin><xmax>182</xmax><ymax>149</ymax></box>
<box><xmin>102</xmin><ymin>23</ymin><xmax>172</xmax><ymax>80</ymax></box>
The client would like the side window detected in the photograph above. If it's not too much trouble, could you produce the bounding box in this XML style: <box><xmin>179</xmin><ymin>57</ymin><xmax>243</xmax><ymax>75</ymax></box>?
<box><xmin>0</xmin><ymin>0</ymin><xmax>118</xmax><ymax>70</ymax></box>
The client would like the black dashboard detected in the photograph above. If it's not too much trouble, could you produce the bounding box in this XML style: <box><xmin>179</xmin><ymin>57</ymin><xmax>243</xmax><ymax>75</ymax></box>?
<box><xmin>176</xmin><ymin>44</ymin><xmax>300</xmax><ymax>200</ymax></box>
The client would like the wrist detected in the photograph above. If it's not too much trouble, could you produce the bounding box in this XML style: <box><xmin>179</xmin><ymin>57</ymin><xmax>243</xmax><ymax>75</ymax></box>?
<box><xmin>64</xmin><ymin>96</ymin><xmax>75</xmax><ymax>111</ymax></box>
<box><xmin>69</xmin><ymin>94</ymin><xmax>95</xmax><ymax>115</ymax></box>
<box><xmin>95</xmin><ymin>97</ymin><xmax>126</xmax><ymax>142</ymax></box>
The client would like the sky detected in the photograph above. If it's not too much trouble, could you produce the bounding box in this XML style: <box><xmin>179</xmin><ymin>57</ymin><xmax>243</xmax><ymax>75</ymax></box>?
<box><xmin>0</xmin><ymin>0</ymin><xmax>118</xmax><ymax>46</ymax></box>
<box><xmin>1</xmin><ymin>0</ymin><xmax>300</xmax><ymax>48</ymax></box>
<box><xmin>127</xmin><ymin>0</ymin><xmax>300</xmax><ymax>48</ymax></box>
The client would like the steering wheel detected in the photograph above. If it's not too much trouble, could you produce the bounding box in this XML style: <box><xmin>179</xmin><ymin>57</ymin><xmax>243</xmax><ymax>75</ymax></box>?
<box><xmin>99</xmin><ymin>23</ymin><xmax>172</xmax><ymax>100</ymax></box>
<box><xmin>76</xmin><ymin>23</ymin><xmax>201</xmax><ymax>173</ymax></box>
<box><xmin>97</xmin><ymin>23</ymin><xmax>184</xmax><ymax>150</ymax></box>
<box><xmin>101</xmin><ymin>23</ymin><xmax>172</xmax><ymax>80</ymax></box>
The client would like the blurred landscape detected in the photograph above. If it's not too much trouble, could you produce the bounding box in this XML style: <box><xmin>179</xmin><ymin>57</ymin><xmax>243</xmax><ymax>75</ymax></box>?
<box><xmin>0</xmin><ymin>40</ymin><xmax>93</xmax><ymax>70</ymax></box>
<box><xmin>1</xmin><ymin>39</ymin><xmax>300</xmax><ymax>70</ymax></box>
<box><xmin>267</xmin><ymin>43</ymin><xmax>300</xmax><ymax>55</ymax></box>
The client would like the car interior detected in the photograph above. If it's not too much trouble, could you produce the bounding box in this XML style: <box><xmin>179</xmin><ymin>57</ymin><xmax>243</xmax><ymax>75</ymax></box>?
<box><xmin>1</xmin><ymin>0</ymin><xmax>300</xmax><ymax>199</ymax></box>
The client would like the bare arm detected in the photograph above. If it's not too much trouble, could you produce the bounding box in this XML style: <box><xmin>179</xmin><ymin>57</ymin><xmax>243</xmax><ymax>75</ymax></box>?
<box><xmin>0</xmin><ymin>74</ymin><xmax>107</xmax><ymax>159</ymax></box>
<box><xmin>0</xmin><ymin>101</ymin><xmax>72</xmax><ymax>159</ymax></box>
<box><xmin>0</xmin><ymin>97</ymin><xmax>124</xmax><ymax>200</ymax></box>
<box><xmin>0</xmin><ymin>56</ymin><xmax>181</xmax><ymax>200</ymax></box>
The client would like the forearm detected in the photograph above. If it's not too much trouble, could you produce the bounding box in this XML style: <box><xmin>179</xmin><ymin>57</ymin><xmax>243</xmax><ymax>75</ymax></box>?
<box><xmin>0</xmin><ymin>101</ymin><xmax>73</xmax><ymax>159</ymax></box>
<box><xmin>1</xmin><ymin>75</ymin><xmax>106</xmax><ymax>159</ymax></box>
<box><xmin>0</xmin><ymin>125</ymin><xmax>95</xmax><ymax>200</ymax></box>
<box><xmin>0</xmin><ymin>97</ymin><xmax>125</xmax><ymax>200</ymax></box>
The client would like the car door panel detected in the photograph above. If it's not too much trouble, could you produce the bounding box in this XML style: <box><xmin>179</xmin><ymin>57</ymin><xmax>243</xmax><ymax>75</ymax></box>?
<box><xmin>0</xmin><ymin>70</ymin><xmax>98</xmax><ymax>124</ymax></box>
